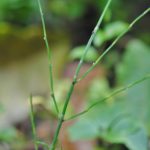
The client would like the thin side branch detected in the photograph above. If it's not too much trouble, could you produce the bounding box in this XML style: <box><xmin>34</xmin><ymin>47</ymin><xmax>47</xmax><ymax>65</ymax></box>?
<box><xmin>29</xmin><ymin>94</ymin><xmax>38</xmax><ymax>150</ymax></box>
<box><xmin>79</xmin><ymin>7</ymin><xmax>150</xmax><ymax>81</ymax></box>
<box><xmin>36</xmin><ymin>141</ymin><xmax>49</xmax><ymax>149</ymax></box>
<box><xmin>36</xmin><ymin>0</ymin><xmax>150</xmax><ymax>150</ymax></box>
<box><xmin>37</xmin><ymin>0</ymin><xmax>59</xmax><ymax>114</ymax></box>
<box><xmin>67</xmin><ymin>74</ymin><xmax>150</xmax><ymax>121</ymax></box>
<box><xmin>74</xmin><ymin>0</ymin><xmax>112</xmax><ymax>80</ymax></box>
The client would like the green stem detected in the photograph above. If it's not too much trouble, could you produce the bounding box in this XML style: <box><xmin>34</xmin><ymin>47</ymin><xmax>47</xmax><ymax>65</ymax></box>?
<box><xmin>79</xmin><ymin>7</ymin><xmax>150</xmax><ymax>81</ymax></box>
<box><xmin>36</xmin><ymin>141</ymin><xmax>49</xmax><ymax>149</ymax></box>
<box><xmin>50</xmin><ymin>80</ymin><xmax>76</xmax><ymax>150</ymax></box>
<box><xmin>67</xmin><ymin>74</ymin><xmax>150</xmax><ymax>120</ymax></box>
<box><xmin>36</xmin><ymin>0</ymin><xmax>150</xmax><ymax>149</ymax></box>
<box><xmin>49</xmin><ymin>64</ymin><xmax>59</xmax><ymax>114</ymax></box>
<box><xmin>49</xmin><ymin>1</ymin><xmax>112</xmax><ymax>149</ymax></box>
<box><xmin>74</xmin><ymin>0</ymin><xmax>112</xmax><ymax>79</ymax></box>
<box><xmin>37</xmin><ymin>0</ymin><xmax>59</xmax><ymax>114</ymax></box>
<box><xmin>29</xmin><ymin>94</ymin><xmax>38</xmax><ymax>150</ymax></box>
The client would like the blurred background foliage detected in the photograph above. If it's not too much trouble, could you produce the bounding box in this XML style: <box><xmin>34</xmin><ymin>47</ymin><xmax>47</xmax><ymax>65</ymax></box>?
<box><xmin>0</xmin><ymin>0</ymin><xmax>37</xmax><ymax>25</ymax></box>
<box><xmin>0</xmin><ymin>0</ymin><xmax>150</xmax><ymax>150</ymax></box>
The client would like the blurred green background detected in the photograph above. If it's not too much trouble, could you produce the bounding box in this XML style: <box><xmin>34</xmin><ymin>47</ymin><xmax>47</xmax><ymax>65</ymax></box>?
<box><xmin>0</xmin><ymin>0</ymin><xmax>150</xmax><ymax>150</ymax></box>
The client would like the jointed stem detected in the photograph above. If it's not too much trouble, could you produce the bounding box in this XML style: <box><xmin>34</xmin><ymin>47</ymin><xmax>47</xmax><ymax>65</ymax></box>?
<box><xmin>37</xmin><ymin>0</ymin><xmax>59</xmax><ymax>114</ymax></box>
<box><xmin>50</xmin><ymin>80</ymin><xmax>76</xmax><ymax>150</ymax></box>
<box><xmin>36</xmin><ymin>0</ymin><xmax>150</xmax><ymax>149</ymax></box>
<box><xmin>79</xmin><ymin>7</ymin><xmax>150</xmax><ymax>81</ymax></box>
<box><xmin>67</xmin><ymin>74</ymin><xmax>150</xmax><ymax>121</ymax></box>
<box><xmin>49</xmin><ymin>1</ymin><xmax>112</xmax><ymax>149</ymax></box>
<box><xmin>74</xmin><ymin>0</ymin><xmax>112</xmax><ymax>79</ymax></box>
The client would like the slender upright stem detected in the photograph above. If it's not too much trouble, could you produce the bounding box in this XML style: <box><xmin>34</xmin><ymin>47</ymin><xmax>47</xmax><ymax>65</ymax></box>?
<box><xmin>74</xmin><ymin>0</ymin><xmax>112</xmax><ymax>79</ymax></box>
<box><xmin>36</xmin><ymin>0</ymin><xmax>150</xmax><ymax>149</ymax></box>
<box><xmin>49</xmin><ymin>1</ymin><xmax>112</xmax><ymax>149</ymax></box>
<box><xmin>49</xmin><ymin>64</ymin><xmax>59</xmax><ymax>114</ymax></box>
<box><xmin>79</xmin><ymin>7</ymin><xmax>150</xmax><ymax>81</ymax></box>
<box><xmin>29</xmin><ymin>94</ymin><xmax>38</xmax><ymax>150</ymax></box>
<box><xmin>37</xmin><ymin>0</ymin><xmax>59</xmax><ymax>114</ymax></box>
<box><xmin>50</xmin><ymin>80</ymin><xmax>76</xmax><ymax>150</ymax></box>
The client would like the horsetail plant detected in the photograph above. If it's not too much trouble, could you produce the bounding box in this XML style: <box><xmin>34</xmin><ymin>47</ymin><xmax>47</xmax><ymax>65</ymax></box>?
<box><xmin>29</xmin><ymin>0</ymin><xmax>150</xmax><ymax>150</ymax></box>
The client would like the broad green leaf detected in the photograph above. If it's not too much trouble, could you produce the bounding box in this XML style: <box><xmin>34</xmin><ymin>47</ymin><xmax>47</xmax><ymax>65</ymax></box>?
<box><xmin>102</xmin><ymin>117</ymin><xmax>148</xmax><ymax>150</ymax></box>
<box><xmin>117</xmin><ymin>39</ymin><xmax>150</xmax><ymax>84</ymax></box>
<box><xmin>69</xmin><ymin>78</ymin><xmax>117</xmax><ymax>140</ymax></box>
<box><xmin>70</xmin><ymin>46</ymin><xmax>98</xmax><ymax>62</ymax></box>
<box><xmin>69</xmin><ymin>118</ymin><xmax>99</xmax><ymax>140</ymax></box>
<box><xmin>87</xmin><ymin>78</ymin><xmax>110</xmax><ymax>103</ymax></box>
<box><xmin>117</xmin><ymin>39</ymin><xmax>150</xmax><ymax>133</ymax></box>
<box><xmin>69</xmin><ymin>39</ymin><xmax>150</xmax><ymax>150</ymax></box>
<box><xmin>124</xmin><ymin>128</ymin><xmax>147</xmax><ymax>150</ymax></box>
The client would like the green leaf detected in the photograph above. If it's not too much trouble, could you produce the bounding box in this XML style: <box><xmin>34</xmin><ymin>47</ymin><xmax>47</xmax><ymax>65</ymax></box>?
<box><xmin>102</xmin><ymin>117</ymin><xmax>148</xmax><ymax>150</ymax></box>
<box><xmin>69</xmin><ymin>78</ymin><xmax>114</xmax><ymax>140</ymax></box>
<box><xmin>116</xmin><ymin>39</ymin><xmax>150</xmax><ymax>133</ymax></box>
<box><xmin>117</xmin><ymin>39</ymin><xmax>150</xmax><ymax>84</ymax></box>
<box><xmin>124</xmin><ymin>128</ymin><xmax>147</xmax><ymax>150</ymax></box>
<box><xmin>70</xmin><ymin>46</ymin><xmax>99</xmax><ymax>62</ymax></box>
<box><xmin>93</xmin><ymin>30</ymin><xmax>106</xmax><ymax>47</ymax></box>
<box><xmin>69</xmin><ymin>118</ymin><xmax>99</xmax><ymax>140</ymax></box>
<box><xmin>93</xmin><ymin>21</ymin><xmax>128</xmax><ymax>47</ymax></box>
<box><xmin>104</xmin><ymin>21</ymin><xmax>128</xmax><ymax>40</ymax></box>
<box><xmin>69</xmin><ymin>39</ymin><xmax>150</xmax><ymax>150</ymax></box>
